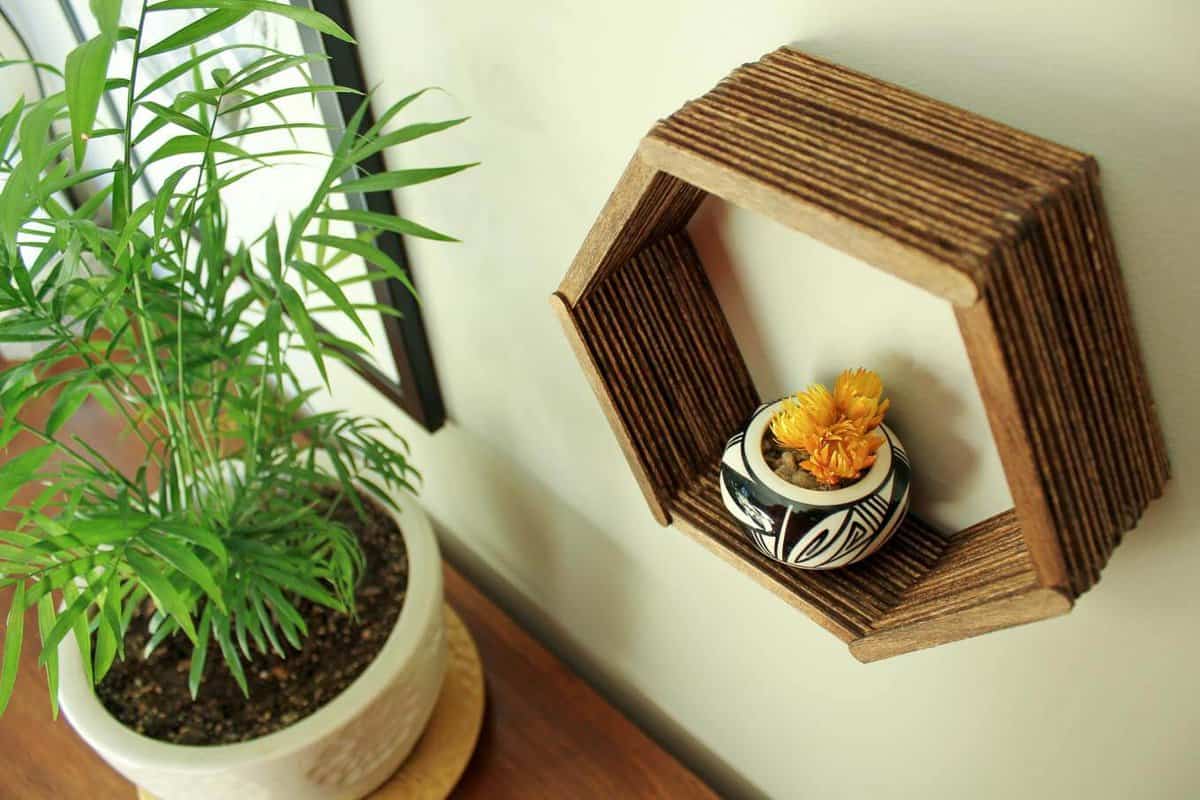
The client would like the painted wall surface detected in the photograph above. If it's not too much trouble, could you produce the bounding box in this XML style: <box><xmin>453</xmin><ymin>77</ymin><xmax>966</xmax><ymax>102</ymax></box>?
<box><xmin>301</xmin><ymin>2</ymin><xmax>1200</xmax><ymax>797</ymax></box>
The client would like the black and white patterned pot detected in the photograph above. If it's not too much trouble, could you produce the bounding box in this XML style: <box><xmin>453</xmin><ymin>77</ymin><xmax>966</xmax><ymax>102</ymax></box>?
<box><xmin>719</xmin><ymin>400</ymin><xmax>911</xmax><ymax>570</ymax></box>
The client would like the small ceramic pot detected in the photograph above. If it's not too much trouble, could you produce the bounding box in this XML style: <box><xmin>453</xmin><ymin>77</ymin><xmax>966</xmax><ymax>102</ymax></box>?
<box><xmin>58</xmin><ymin>484</ymin><xmax>446</xmax><ymax>800</ymax></box>
<box><xmin>719</xmin><ymin>400</ymin><xmax>911</xmax><ymax>569</ymax></box>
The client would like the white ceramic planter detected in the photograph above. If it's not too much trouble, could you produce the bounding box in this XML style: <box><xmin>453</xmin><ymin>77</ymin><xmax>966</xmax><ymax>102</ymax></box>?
<box><xmin>719</xmin><ymin>399</ymin><xmax>912</xmax><ymax>569</ymax></box>
<box><xmin>58</xmin><ymin>487</ymin><xmax>446</xmax><ymax>800</ymax></box>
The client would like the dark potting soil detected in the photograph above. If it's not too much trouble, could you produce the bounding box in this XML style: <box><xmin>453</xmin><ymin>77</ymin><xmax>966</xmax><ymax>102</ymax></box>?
<box><xmin>95</xmin><ymin>489</ymin><xmax>408</xmax><ymax>745</ymax></box>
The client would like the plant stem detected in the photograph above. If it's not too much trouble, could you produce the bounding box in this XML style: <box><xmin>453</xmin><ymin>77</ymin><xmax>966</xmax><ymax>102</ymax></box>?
<box><xmin>14</xmin><ymin>421</ymin><xmax>150</xmax><ymax>505</ymax></box>
<box><xmin>121</xmin><ymin>0</ymin><xmax>190</xmax><ymax>509</ymax></box>
<box><xmin>173</xmin><ymin>86</ymin><xmax>229</xmax><ymax>485</ymax></box>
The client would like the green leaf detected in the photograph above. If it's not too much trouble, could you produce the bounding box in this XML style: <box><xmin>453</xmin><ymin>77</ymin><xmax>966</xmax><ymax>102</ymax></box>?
<box><xmin>264</xmin><ymin>222</ymin><xmax>282</xmax><ymax>282</ymax></box>
<box><xmin>153</xmin><ymin>166</ymin><xmax>190</xmax><ymax>237</ymax></box>
<box><xmin>18</xmin><ymin>94</ymin><xmax>66</xmax><ymax>174</ymax></box>
<box><xmin>261</xmin><ymin>298</ymin><xmax>283</xmax><ymax>372</ymax></box>
<box><xmin>135</xmin><ymin>43</ymin><xmax>281</xmax><ymax>100</ymax></box>
<box><xmin>61</xmin><ymin>582</ymin><xmax>93</xmax><ymax>687</ymax></box>
<box><xmin>37</xmin><ymin>167</ymin><xmax>117</xmax><ymax>200</ymax></box>
<box><xmin>120</xmin><ymin>586</ymin><xmax>147</xmax><ymax>642</ymax></box>
<box><xmin>333</xmin><ymin>163</ymin><xmax>478</xmax><ymax>195</ymax></box>
<box><xmin>316</xmin><ymin>208</ymin><xmax>459</xmax><ymax>242</ymax></box>
<box><xmin>225</xmin><ymin>53</ymin><xmax>324</xmax><ymax>93</ymax></box>
<box><xmin>247</xmin><ymin>587</ymin><xmax>285</xmax><ymax>657</ymax></box>
<box><xmin>218</xmin><ymin>84</ymin><xmax>357</xmax><ymax>117</ymax></box>
<box><xmin>316</xmin><ymin>330</ymin><xmax>374</xmax><ymax>359</ymax></box>
<box><xmin>140</xmin><ymin>9</ymin><xmax>251</xmax><ymax>58</ymax></box>
<box><xmin>126</xmin><ymin>551</ymin><xmax>199</xmax><ymax>643</ymax></box>
<box><xmin>279</xmin><ymin>282</ymin><xmax>327</xmax><ymax>385</ymax></box>
<box><xmin>242</xmin><ymin>612</ymin><xmax>269</xmax><ymax>660</ymax></box>
<box><xmin>71</xmin><ymin>515</ymin><xmax>146</xmax><ymax>547</ymax></box>
<box><xmin>210</xmin><ymin>610</ymin><xmax>247</xmax><ymax>696</ymax></box>
<box><xmin>301</xmin><ymin>233</ymin><xmax>415</xmax><ymax>297</ymax></box>
<box><xmin>140</xmin><ymin>101</ymin><xmax>210</xmax><ymax>137</ymax></box>
<box><xmin>283</xmin><ymin>91</ymin><xmax>373</xmax><ymax>262</ymax></box>
<box><xmin>64</xmin><ymin>34</ymin><xmax>115</xmax><ymax>167</ymax></box>
<box><xmin>154</xmin><ymin>521</ymin><xmax>228</xmax><ymax>567</ymax></box>
<box><xmin>0</xmin><ymin>96</ymin><xmax>25</xmax><ymax>161</ymax></box>
<box><xmin>37</xmin><ymin>572</ymin><xmax>101</xmax><ymax>670</ymax></box>
<box><xmin>351</xmin><ymin>118</ymin><xmax>469</xmax><ymax>164</ymax></box>
<box><xmin>111</xmin><ymin>160</ymin><xmax>129</xmax><ymax>230</ymax></box>
<box><xmin>289</xmin><ymin>259</ymin><xmax>368</xmax><ymax>339</ymax></box>
<box><xmin>0</xmin><ymin>445</ymin><xmax>54</xmax><ymax>508</ymax></box>
<box><xmin>258</xmin><ymin>582</ymin><xmax>305</xmax><ymax>646</ymax></box>
<box><xmin>147</xmin><ymin>1</ymin><xmax>354</xmax><ymax>43</ymax></box>
<box><xmin>46</xmin><ymin>382</ymin><xmax>92</xmax><ymax>436</ymax></box>
<box><xmin>141</xmin><ymin>533</ymin><xmax>225</xmax><ymax>610</ymax></box>
<box><xmin>111</xmin><ymin>202</ymin><xmax>155</xmax><ymax>261</ymax></box>
<box><xmin>0</xmin><ymin>59</ymin><xmax>64</xmax><ymax>80</ymax></box>
<box><xmin>141</xmin><ymin>613</ymin><xmax>176</xmax><ymax>658</ymax></box>
<box><xmin>0</xmin><ymin>583</ymin><xmax>25</xmax><ymax>716</ymax></box>
<box><xmin>216</xmin><ymin>121</ymin><xmax>331</xmax><ymax>141</ymax></box>
<box><xmin>93</xmin><ymin>604</ymin><xmax>119</xmax><ymax>683</ymax></box>
<box><xmin>89</xmin><ymin>0</ymin><xmax>123</xmax><ymax>38</ymax></box>
<box><xmin>36</xmin><ymin>594</ymin><xmax>60</xmax><ymax>718</ymax></box>
<box><xmin>141</xmin><ymin>134</ymin><xmax>254</xmax><ymax>168</ymax></box>
<box><xmin>188</xmin><ymin>603</ymin><xmax>212</xmax><ymax>699</ymax></box>
<box><xmin>365</xmin><ymin>87</ymin><xmax>439</xmax><ymax>139</ymax></box>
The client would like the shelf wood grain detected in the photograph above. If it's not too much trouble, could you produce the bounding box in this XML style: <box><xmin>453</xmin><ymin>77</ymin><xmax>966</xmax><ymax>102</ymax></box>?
<box><xmin>553</xmin><ymin>46</ymin><xmax>1168</xmax><ymax>659</ymax></box>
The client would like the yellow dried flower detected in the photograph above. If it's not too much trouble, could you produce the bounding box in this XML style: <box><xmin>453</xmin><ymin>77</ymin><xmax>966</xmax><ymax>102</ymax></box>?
<box><xmin>800</xmin><ymin>422</ymin><xmax>884</xmax><ymax>486</ymax></box>
<box><xmin>770</xmin><ymin>384</ymin><xmax>838</xmax><ymax>452</ymax></box>
<box><xmin>833</xmin><ymin>368</ymin><xmax>890</xmax><ymax>433</ymax></box>
<box><xmin>769</xmin><ymin>368</ymin><xmax>891</xmax><ymax>487</ymax></box>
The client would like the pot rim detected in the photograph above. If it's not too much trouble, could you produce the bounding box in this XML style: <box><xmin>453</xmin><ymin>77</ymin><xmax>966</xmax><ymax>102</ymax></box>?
<box><xmin>57</xmin><ymin>475</ymin><xmax>442</xmax><ymax>772</ymax></box>
<box><xmin>744</xmin><ymin>399</ymin><xmax>896</xmax><ymax>506</ymax></box>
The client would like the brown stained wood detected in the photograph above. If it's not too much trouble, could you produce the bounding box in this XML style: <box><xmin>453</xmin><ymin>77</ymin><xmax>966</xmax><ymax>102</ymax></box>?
<box><xmin>551</xmin><ymin>291</ymin><xmax>672</xmax><ymax>524</ymax></box>
<box><xmin>1078</xmin><ymin>174</ymin><xmax>1171</xmax><ymax>487</ymax></box>
<box><xmin>444</xmin><ymin>567</ymin><xmax>717</xmax><ymax>799</ymax></box>
<box><xmin>553</xmin><ymin>46</ymin><xmax>1168</xmax><ymax>659</ymax></box>
<box><xmin>558</xmin><ymin>153</ymin><xmax>705</xmax><ymax>306</ymax></box>
<box><xmin>637</xmin><ymin>136</ymin><xmax>981</xmax><ymax>306</ymax></box>
<box><xmin>671</xmin><ymin>467</ymin><xmax>951</xmax><ymax>642</ymax></box>
<box><xmin>849</xmin><ymin>587</ymin><xmax>1071</xmax><ymax>662</ymax></box>
<box><xmin>562</xmin><ymin>232</ymin><xmax>759</xmax><ymax>521</ymax></box>
<box><xmin>2</xmin><ymin>566</ymin><xmax>716</xmax><ymax>800</ymax></box>
<box><xmin>954</xmin><ymin>299</ymin><xmax>1068</xmax><ymax>591</ymax></box>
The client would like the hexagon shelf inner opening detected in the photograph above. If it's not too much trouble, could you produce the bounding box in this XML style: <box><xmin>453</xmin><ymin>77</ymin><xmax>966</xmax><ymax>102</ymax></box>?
<box><xmin>552</xmin><ymin>48</ymin><xmax>1168</xmax><ymax>661</ymax></box>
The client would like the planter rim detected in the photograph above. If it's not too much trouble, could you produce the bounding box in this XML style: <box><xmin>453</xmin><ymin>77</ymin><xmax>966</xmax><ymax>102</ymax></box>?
<box><xmin>57</xmin><ymin>480</ymin><xmax>441</xmax><ymax>772</ymax></box>
<box><xmin>744</xmin><ymin>399</ymin><xmax>895</xmax><ymax>506</ymax></box>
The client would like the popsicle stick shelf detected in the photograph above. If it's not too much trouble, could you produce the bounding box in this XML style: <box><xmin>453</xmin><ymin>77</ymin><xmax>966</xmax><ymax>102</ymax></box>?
<box><xmin>552</xmin><ymin>47</ymin><xmax>1169</xmax><ymax>661</ymax></box>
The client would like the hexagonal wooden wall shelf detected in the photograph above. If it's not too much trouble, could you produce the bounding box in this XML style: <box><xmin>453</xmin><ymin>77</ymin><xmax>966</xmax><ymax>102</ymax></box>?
<box><xmin>551</xmin><ymin>48</ymin><xmax>1169</xmax><ymax>660</ymax></box>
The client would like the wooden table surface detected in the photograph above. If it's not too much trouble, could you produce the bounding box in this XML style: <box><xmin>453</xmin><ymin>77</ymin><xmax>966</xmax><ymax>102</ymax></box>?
<box><xmin>0</xmin><ymin>362</ymin><xmax>716</xmax><ymax>799</ymax></box>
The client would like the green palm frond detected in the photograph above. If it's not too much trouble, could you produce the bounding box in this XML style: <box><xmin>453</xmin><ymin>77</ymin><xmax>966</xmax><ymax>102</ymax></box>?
<box><xmin>0</xmin><ymin>0</ymin><xmax>473</xmax><ymax>713</ymax></box>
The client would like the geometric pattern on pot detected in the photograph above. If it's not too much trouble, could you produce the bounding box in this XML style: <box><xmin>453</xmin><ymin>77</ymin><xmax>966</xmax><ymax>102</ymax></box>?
<box><xmin>720</xmin><ymin>402</ymin><xmax>911</xmax><ymax>569</ymax></box>
<box><xmin>551</xmin><ymin>47</ymin><xmax>1169</xmax><ymax>661</ymax></box>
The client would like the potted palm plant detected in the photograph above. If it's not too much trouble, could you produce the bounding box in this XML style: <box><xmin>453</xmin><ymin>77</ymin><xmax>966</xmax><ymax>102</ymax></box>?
<box><xmin>0</xmin><ymin>2</ymin><xmax>473</xmax><ymax>798</ymax></box>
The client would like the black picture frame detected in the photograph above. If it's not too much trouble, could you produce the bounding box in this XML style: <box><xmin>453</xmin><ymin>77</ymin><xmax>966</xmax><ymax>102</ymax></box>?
<box><xmin>56</xmin><ymin>0</ymin><xmax>447</xmax><ymax>432</ymax></box>
<box><xmin>295</xmin><ymin>0</ymin><xmax>445</xmax><ymax>432</ymax></box>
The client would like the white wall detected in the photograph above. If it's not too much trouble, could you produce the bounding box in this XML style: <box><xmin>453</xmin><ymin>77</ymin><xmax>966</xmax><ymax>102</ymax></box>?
<box><xmin>308</xmin><ymin>2</ymin><xmax>1200</xmax><ymax>797</ymax></box>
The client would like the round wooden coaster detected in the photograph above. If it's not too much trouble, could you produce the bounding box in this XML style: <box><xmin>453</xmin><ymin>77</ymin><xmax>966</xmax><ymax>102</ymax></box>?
<box><xmin>138</xmin><ymin>605</ymin><xmax>485</xmax><ymax>800</ymax></box>
<box><xmin>370</xmin><ymin>605</ymin><xmax>485</xmax><ymax>798</ymax></box>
